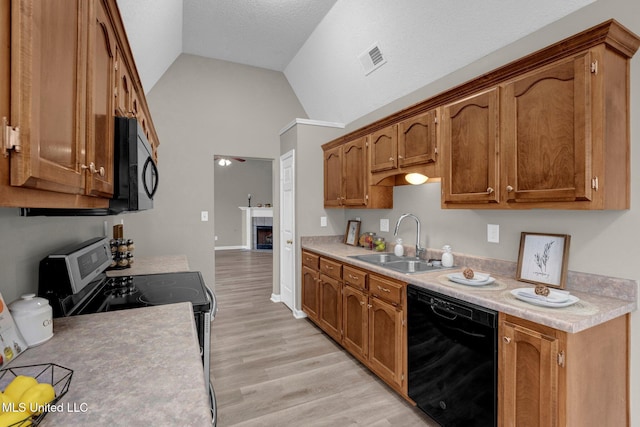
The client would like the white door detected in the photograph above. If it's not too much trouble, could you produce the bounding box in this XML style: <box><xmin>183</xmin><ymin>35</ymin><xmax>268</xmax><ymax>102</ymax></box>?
<box><xmin>279</xmin><ymin>150</ymin><xmax>295</xmax><ymax>311</ymax></box>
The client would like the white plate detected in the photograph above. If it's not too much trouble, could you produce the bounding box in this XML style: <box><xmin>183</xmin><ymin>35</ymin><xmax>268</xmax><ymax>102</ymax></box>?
<box><xmin>511</xmin><ymin>288</ymin><xmax>580</xmax><ymax>308</ymax></box>
<box><xmin>447</xmin><ymin>272</ymin><xmax>495</xmax><ymax>286</ymax></box>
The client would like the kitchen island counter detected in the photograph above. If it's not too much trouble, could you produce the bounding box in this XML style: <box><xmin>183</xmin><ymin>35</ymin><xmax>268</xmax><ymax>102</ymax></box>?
<box><xmin>7</xmin><ymin>302</ymin><xmax>211</xmax><ymax>426</ymax></box>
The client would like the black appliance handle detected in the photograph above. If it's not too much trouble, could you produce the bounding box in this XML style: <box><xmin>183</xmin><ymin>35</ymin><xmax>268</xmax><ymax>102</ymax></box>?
<box><xmin>430</xmin><ymin>304</ymin><xmax>458</xmax><ymax>321</ymax></box>
<box><xmin>142</xmin><ymin>156</ymin><xmax>159</xmax><ymax>198</ymax></box>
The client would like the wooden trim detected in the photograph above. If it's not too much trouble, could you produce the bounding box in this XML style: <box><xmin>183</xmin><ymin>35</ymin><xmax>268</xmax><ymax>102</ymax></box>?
<box><xmin>322</xmin><ymin>19</ymin><xmax>640</xmax><ymax>151</ymax></box>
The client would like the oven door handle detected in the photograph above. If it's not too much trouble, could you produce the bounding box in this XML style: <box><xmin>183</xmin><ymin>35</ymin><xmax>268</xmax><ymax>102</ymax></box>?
<box><xmin>205</xmin><ymin>286</ymin><xmax>217</xmax><ymax>319</ymax></box>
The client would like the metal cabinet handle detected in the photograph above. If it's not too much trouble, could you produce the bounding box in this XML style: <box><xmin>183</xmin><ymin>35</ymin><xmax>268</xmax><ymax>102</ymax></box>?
<box><xmin>506</xmin><ymin>185</ymin><xmax>514</xmax><ymax>192</ymax></box>
<box><xmin>487</xmin><ymin>187</ymin><xmax>494</xmax><ymax>194</ymax></box>
<box><xmin>348</xmin><ymin>274</ymin><xmax>359</xmax><ymax>280</ymax></box>
<box><xmin>503</xmin><ymin>336</ymin><xmax>512</xmax><ymax>344</ymax></box>
<box><xmin>388</xmin><ymin>157</ymin><xmax>394</xmax><ymax>161</ymax></box>
<box><xmin>81</xmin><ymin>162</ymin><xmax>105</xmax><ymax>177</ymax></box>
<box><xmin>377</xmin><ymin>286</ymin><xmax>391</xmax><ymax>293</ymax></box>
<box><xmin>286</xmin><ymin>240</ymin><xmax>293</xmax><ymax>244</ymax></box>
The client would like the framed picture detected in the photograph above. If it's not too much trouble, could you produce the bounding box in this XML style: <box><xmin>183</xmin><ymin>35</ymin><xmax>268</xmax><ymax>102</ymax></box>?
<box><xmin>344</xmin><ymin>220</ymin><xmax>361</xmax><ymax>246</ymax></box>
<box><xmin>516</xmin><ymin>232</ymin><xmax>571</xmax><ymax>289</ymax></box>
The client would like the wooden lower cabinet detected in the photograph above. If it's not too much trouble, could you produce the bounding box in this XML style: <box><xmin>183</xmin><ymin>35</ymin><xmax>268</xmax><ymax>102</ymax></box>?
<box><xmin>301</xmin><ymin>265</ymin><xmax>320</xmax><ymax>322</ymax></box>
<box><xmin>301</xmin><ymin>252</ymin><xmax>408</xmax><ymax>397</ymax></box>
<box><xmin>342</xmin><ymin>285</ymin><xmax>368</xmax><ymax>363</ymax></box>
<box><xmin>499</xmin><ymin>313</ymin><xmax>628</xmax><ymax>427</ymax></box>
<box><xmin>368</xmin><ymin>296</ymin><xmax>404</xmax><ymax>390</ymax></box>
<box><xmin>318</xmin><ymin>273</ymin><xmax>342</xmax><ymax>343</ymax></box>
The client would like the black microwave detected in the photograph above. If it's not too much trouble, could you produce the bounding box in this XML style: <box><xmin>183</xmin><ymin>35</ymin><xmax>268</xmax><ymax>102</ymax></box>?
<box><xmin>20</xmin><ymin>117</ymin><xmax>159</xmax><ymax>217</ymax></box>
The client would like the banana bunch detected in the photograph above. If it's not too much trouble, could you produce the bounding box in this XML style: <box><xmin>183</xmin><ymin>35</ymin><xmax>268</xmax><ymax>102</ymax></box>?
<box><xmin>0</xmin><ymin>375</ymin><xmax>55</xmax><ymax>426</ymax></box>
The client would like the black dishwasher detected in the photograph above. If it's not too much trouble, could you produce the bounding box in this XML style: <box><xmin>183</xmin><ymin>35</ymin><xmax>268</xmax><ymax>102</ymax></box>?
<box><xmin>407</xmin><ymin>285</ymin><xmax>497</xmax><ymax>427</ymax></box>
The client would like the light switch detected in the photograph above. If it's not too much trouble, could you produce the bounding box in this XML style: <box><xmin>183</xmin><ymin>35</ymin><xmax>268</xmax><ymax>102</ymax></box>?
<box><xmin>320</xmin><ymin>216</ymin><xmax>327</xmax><ymax>227</ymax></box>
<box><xmin>380</xmin><ymin>218</ymin><xmax>389</xmax><ymax>232</ymax></box>
<box><xmin>201</xmin><ymin>211</ymin><xmax>209</xmax><ymax>222</ymax></box>
<box><xmin>487</xmin><ymin>224</ymin><xmax>499</xmax><ymax>243</ymax></box>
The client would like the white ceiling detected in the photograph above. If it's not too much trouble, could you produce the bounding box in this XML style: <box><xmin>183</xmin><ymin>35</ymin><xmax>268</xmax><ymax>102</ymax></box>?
<box><xmin>117</xmin><ymin>0</ymin><xmax>595</xmax><ymax>125</ymax></box>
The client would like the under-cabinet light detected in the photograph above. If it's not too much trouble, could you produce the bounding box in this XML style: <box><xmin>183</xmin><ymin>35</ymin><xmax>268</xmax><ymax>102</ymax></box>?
<box><xmin>405</xmin><ymin>173</ymin><xmax>428</xmax><ymax>185</ymax></box>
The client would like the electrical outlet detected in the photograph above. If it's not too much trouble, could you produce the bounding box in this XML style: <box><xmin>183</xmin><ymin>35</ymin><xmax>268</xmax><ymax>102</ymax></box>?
<box><xmin>320</xmin><ymin>216</ymin><xmax>327</xmax><ymax>227</ymax></box>
<box><xmin>487</xmin><ymin>224</ymin><xmax>499</xmax><ymax>243</ymax></box>
<box><xmin>380</xmin><ymin>218</ymin><xmax>389</xmax><ymax>232</ymax></box>
<box><xmin>201</xmin><ymin>211</ymin><xmax>209</xmax><ymax>222</ymax></box>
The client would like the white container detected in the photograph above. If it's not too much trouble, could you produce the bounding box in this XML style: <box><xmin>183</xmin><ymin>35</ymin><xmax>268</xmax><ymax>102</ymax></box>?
<box><xmin>442</xmin><ymin>245</ymin><xmax>454</xmax><ymax>267</ymax></box>
<box><xmin>9</xmin><ymin>294</ymin><xmax>53</xmax><ymax>347</ymax></box>
<box><xmin>394</xmin><ymin>238</ymin><xmax>404</xmax><ymax>257</ymax></box>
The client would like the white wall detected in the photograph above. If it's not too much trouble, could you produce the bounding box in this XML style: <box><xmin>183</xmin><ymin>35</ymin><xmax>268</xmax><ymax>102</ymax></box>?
<box><xmin>116</xmin><ymin>0</ymin><xmax>182</xmax><ymax>93</ymax></box>
<box><xmin>285</xmin><ymin>0</ymin><xmax>594</xmax><ymax>124</ymax></box>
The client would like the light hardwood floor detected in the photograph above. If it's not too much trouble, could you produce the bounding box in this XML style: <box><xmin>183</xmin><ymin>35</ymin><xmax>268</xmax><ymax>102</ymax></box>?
<box><xmin>212</xmin><ymin>250</ymin><xmax>437</xmax><ymax>426</ymax></box>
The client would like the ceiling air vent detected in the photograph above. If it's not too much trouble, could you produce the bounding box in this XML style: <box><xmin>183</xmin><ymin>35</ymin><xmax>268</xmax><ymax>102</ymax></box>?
<box><xmin>358</xmin><ymin>43</ymin><xmax>387</xmax><ymax>76</ymax></box>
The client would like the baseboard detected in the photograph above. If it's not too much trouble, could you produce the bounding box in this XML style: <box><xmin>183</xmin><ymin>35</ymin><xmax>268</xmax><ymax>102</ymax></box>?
<box><xmin>215</xmin><ymin>245</ymin><xmax>248</xmax><ymax>251</ymax></box>
<box><xmin>293</xmin><ymin>308</ymin><xmax>307</xmax><ymax>319</ymax></box>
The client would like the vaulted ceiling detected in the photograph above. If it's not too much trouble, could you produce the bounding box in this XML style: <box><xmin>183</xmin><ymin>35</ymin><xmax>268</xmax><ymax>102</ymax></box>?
<box><xmin>117</xmin><ymin>0</ymin><xmax>595</xmax><ymax>125</ymax></box>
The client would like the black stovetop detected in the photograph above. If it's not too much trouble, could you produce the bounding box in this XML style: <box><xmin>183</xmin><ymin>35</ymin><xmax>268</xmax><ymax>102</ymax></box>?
<box><xmin>71</xmin><ymin>271</ymin><xmax>211</xmax><ymax>316</ymax></box>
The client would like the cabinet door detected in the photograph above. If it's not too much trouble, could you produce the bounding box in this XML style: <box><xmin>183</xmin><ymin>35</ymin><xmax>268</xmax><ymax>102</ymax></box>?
<box><xmin>9</xmin><ymin>0</ymin><xmax>87</xmax><ymax>194</ymax></box>
<box><xmin>301</xmin><ymin>266</ymin><xmax>320</xmax><ymax>322</ymax></box>
<box><xmin>368</xmin><ymin>297</ymin><xmax>403</xmax><ymax>389</ymax></box>
<box><xmin>370</xmin><ymin>124</ymin><xmax>397</xmax><ymax>173</ymax></box>
<box><xmin>500</xmin><ymin>318</ymin><xmax>560</xmax><ymax>427</ymax></box>
<box><xmin>323</xmin><ymin>145</ymin><xmax>343</xmax><ymax>207</ymax></box>
<box><xmin>502</xmin><ymin>52</ymin><xmax>592</xmax><ymax>203</ymax></box>
<box><xmin>442</xmin><ymin>88</ymin><xmax>500</xmax><ymax>204</ymax></box>
<box><xmin>342</xmin><ymin>137</ymin><xmax>367</xmax><ymax>206</ymax></box>
<box><xmin>342</xmin><ymin>286</ymin><xmax>368</xmax><ymax>362</ymax></box>
<box><xmin>85</xmin><ymin>0</ymin><xmax>115</xmax><ymax>197</ymax></box>
<box><xmin>398</xmin><ymin>110</ymin><xmax>437</xmax><ymax>168</ymax></box>
<box><xmin>318</xmin><ymin>274</ymin><xmax>342</xmax><ymax>343</ymax></box>
<box><xmin>115</xmin><ymin>45</ymin><xmax>133</xmax><ymax>117</ymax></box>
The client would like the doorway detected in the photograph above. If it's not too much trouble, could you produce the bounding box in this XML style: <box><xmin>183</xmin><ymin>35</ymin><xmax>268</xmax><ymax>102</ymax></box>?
<box><xmin>213</xmin><ymin>156</ymin><xmax>273</xmax><ymax>250</ymax></box>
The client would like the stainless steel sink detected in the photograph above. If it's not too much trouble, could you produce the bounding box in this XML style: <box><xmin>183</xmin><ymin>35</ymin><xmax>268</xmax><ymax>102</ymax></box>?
<box><xmin>348</xmin><ymin>253</ymin><xmax>447</xmax><ymax>274</ymax></box>
<box><xmin>349</xmin><ymin>253</ymin><xmax>404</xmax><ymax>264</ymax></box>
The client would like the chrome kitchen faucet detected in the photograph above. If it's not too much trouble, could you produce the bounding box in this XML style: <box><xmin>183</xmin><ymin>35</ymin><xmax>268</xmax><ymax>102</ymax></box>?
<box><xmin>394</xmin><ymin>213</ymin><xmax>425</xmax><ymax>258</ymax></box>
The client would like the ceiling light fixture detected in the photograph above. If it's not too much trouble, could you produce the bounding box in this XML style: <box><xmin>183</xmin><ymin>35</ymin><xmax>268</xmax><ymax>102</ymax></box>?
<box><xmin>218</xmin><ymin>158</ymin><xmax>231</xmax><ymax>166</ymax></box>
<box><xmin>405</xmin><ymin>173</ymin><xmax>428</xmax><ymax>185</ymax></box>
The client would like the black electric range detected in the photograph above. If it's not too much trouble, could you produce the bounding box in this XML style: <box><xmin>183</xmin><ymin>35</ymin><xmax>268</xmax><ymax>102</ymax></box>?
<box><xmin>37</xmin><ymin>237</ymin><xmax>217</xmax><ymax>424</ymax></box>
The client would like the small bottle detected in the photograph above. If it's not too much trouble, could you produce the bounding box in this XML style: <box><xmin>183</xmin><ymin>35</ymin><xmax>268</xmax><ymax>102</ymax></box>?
<box><xmin>442</xmin><ymin>245</ymin><xmax>454</xmax><ymax>267</ymax></box>
<box><xmin>394</xmin><ymin>238</ymin><xmax>404</xmax><ymax>257</ymax></box>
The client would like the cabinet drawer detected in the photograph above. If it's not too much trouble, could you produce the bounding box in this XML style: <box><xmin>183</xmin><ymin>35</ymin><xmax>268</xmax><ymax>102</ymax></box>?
<box><xmin>319</xmin><ymin>257</ymin><xmax>342</xmax><ymax>280</ymax></box>
<box><xmin>369</xmin><ymin>275</ymin><xmax>404</xmax><ymax>306</ymax></box>
<box><xmin>343</xmin><ymin>265</ymin><xmax>367</xmax><ymax>291</ymax></box>
<box><xmin>302</xmin><ymin>251</ymin><xmax>319</xmax><ymax>269</ymax></box>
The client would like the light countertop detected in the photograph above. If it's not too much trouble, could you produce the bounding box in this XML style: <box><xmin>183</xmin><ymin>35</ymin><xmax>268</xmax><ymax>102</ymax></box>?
<box><xmin>301</xmin><ymin>238</ymin><xmax>637</xmax><ymax>333</ymax></box>
<box><xmin>106</xmin><ymin>254</ymin><xmax>190</xmax><ymax>277</ymax></box>
<box><xmin>9</xmin><ymin>302</ymin><xmax>212</xmax><ymax>426</ymax></box>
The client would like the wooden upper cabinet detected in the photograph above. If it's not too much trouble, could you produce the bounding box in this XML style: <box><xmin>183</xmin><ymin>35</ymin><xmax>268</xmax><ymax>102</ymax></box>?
<box><xmin>115</xmin><ymin>45</ymin><xmax>133</xmax><ymax>117</ymax></box>
<box><xmin>398</xmin><ymin>110</ymin><xmax>437</xmax><ymax>168</ymax></box>
<box><xmin>9</xmin><ymin>0</ymin><xmax>87</xmax><ymax>195</ymax></box>
<box><xmin>1</xmin><ymin>0</ymin><xmax>160</xmax><ymax>208</ymax></box>
<box><xmin>342</xmin><ymin>137</ymin><xmax>367</xmax><ymax>206</ymax></box>
<box><xmin>323</xmin><ymin>136</ymin><xmax>392</xmax><ymax>209</ymax></box>
<box><xmin>441</xmin><ymin>88</ymin><xmax>500</xmax><ymax>204</ymax></box>
<box><xmin>501</xmin><ymin>52</ymin><xmax>592</xmax><ymax>204</ymax></box>
<box><xmin>323</xmin><ymin>145</ymin><xmax>342</xmax><ymax>207</ymax></box>
<box><xmin>370</xmin><ymin>124</ymin><xmax>397</xmax><ymax>173</ymax></box>
<box><xmin>86</xmin><ymin>0</ymin><xmax>115</xmax><ymax>198</ymax></box>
